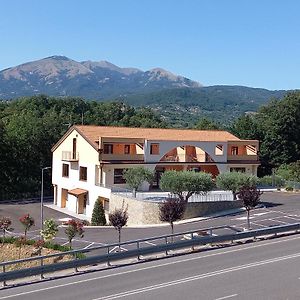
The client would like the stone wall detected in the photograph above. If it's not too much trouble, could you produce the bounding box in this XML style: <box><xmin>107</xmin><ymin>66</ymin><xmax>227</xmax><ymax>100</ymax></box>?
<box><xmin>109</xmin><ymin>194</ymin><xmax>243</xmax><ymax>226</ymax></box>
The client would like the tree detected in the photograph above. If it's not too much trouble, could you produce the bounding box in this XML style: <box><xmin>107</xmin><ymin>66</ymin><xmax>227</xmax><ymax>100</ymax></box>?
<box><xmin>91</xmin><ymin>197</ymin><xmax>107</xmax><ymax>226</ymax></box>
<box><xmin>64</xmin><ymin>219</ymin><xmax>84</xmax><ymax>249</ymax></box>
<box><xmin>159</xmin><ymin>198</ymin><xmax>186</xmax><ymax>239</ymax></box>
<box><xmin>160</xmin><ymin>170</ymin><xmax>214</xmax><ymax>202</ymax></box>
<box><xmin>194</xmin><ymin>117</ymin><xmax>220</xmax><ymax>130</ymax></box>
<box><xmin>238</xmin><ymin>185</ymin><xmax>262</xmax><ymax>230</ymax></box>
<box><xmin>109</xmin><ymin>204</ymin><xmax>128</xmax><ymax>252</ymax></box>
<box><xmin>216</xmin><ymin>172</ymin><xmax>258</xmax><ymax>199</ymax></box>
<box><xmin>19</xmin><ymin>214</ymin><xmax>34</xmax><ymax>240</ymax></box>
<box><xmin>40</xmin><ymin>219</ymin><xmax>59</xmax><ymax>241</ymax></box>
<box><xmin>0</xmin><ymin>217</ymin><xmax>12</xmax><ymax>245</ymax></box>
<box><xmin>123</xmin><ymin>167</ymin><xmax>154</xmax><ymax>197</ymax></box>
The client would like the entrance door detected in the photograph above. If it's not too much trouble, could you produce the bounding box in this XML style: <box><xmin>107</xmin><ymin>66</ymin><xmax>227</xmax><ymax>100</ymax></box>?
<box><xmin>61</xmin><ymin>188</ymin><xmax>68</xmax><ymax>208</ymax></box>
<box><xmin>77</xmin><ymin>194</ymin><xmax>87</xmax><ymax>214</ymax></box>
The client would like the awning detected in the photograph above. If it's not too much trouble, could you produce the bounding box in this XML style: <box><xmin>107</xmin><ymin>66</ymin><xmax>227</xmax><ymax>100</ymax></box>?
<box><xmin>68</xmin><ymin>188</ymin><xmax>88</xmax><ymax>197</ymax></box>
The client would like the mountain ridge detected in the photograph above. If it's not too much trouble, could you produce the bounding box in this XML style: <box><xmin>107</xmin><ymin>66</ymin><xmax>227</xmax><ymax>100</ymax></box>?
<box><xmin>0</xmin><ymin>55</ymin><xmax>201</xmax><ymax>99</ymax></box>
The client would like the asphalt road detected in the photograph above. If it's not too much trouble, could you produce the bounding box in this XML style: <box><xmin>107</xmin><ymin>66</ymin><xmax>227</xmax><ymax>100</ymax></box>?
<box><xmin>1</xmin><ymin>192</ymin><xmax>300</xmax><ymax>250</ymax></box>
<box><xmin>1</xmin><ymin>233</ymin><xmax>300</xmax><ymax>299</ymax></box>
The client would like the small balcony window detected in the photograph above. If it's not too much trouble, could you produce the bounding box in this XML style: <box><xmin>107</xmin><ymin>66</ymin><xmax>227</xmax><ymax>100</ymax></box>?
<box><xmin>231</xmin><ymin>146</ymin><xmax>239</xmax><ymax>155</ymax></box>
<box><xmin>114</xmin><ymin>168</ymin><xmax>126</xmax><ymax>184</ymax></box>
<box><xmin>150</xmin><ymin>143</ymin><xmax>160</xmax><ymax>155</ymax></box>
<box><xmin>104</xmin><ymin>144</ymin><xmax>113</xmax><ymax>154</ymax></box>
<box><xmin>62</xmin><ymin>164</ymin><xmax>69</xmax><ymax>177</ymax></box>
<box><xmin>124</xmin><ymin>145</ymin><xmax>130</xmax><ymax>154</ymax></box>
<box><xmin>79</xmin><ymin>166</ymin><xmax>87</xmax><ymax>181</ymax></box>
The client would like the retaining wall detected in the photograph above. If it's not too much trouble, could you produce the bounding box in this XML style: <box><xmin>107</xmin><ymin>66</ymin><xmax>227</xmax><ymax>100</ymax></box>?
<box><xmin>109</xmin><ymin>194</ymin><xmax>243</xmax><ymax>225</ymax></box>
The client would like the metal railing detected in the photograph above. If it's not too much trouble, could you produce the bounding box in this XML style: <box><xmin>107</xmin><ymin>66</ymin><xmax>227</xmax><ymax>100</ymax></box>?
<box><xmin>1</xmin><ymin>223</ymin><xmax>300</xmax><ymax>286</ymax></box>
<box><xmin>62</xmin><ymin>151</ymin><xmax>79</xmax><ymax>161</ymax></box>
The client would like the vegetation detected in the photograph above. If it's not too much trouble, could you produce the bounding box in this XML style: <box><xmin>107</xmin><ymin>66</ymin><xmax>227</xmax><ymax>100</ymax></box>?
<box><xmin>194</xmin><ymin>117</ymin><xmax>221</xmax><ymax>130</ymax></box>
<box><xmin>91</xmin><ymin>197</ymin><xmax>107</xmax><ymax>226</ymax></box>
<box><xmin>159</xmin><ymin>198</ymin><xmax>186</xmax><ymax>238</ymax></box>
<box><xmin>19</xmin><ymin>214</ymin><xmax>35</xmax><ymax>240</ymax></box>
<box><xmin>160</xmin><ymin>170</ymin><xmax>214</xmax><ymax>202</ymax></box>
<box><xmin>0</xmin><ymin>95</ymin><xmax>166</xmax><ymax>200</ymax></box>
<box><xmin>40</xmin><ymin>219</ymin><xmax>59</xmax><ymax>241</ymax></box>
<box><xmin>238</xmin><ymin>186</ymin><xmax>262</xmax><ymax>230</ymax></box>
<box><xmin>216</xmin><ymin>172</ymin><xmax>258</xmax><ymax>199</ymax></box>
<box><xmin>109</xmin><ymin>203</ymin><xmax>128</xmax><ymax>251</ymax></box>
<box><xmin>123</xmin><ymin>167</ymin><xmax>154</xmax><ymax>196</ymax></box>
<box><xmin>230</xmin><ymin>91</ymin><xmax>300</xmax><ymax>175</ymax></box>
<box><xmin>64</xmin><ymin>219</ymin><xmax>85</xmax><ymax>249</ymax></box>
<box><xmin>0</xmin><ymin>217</ymin><xmax>12</xmax><ymax>244</ymax></box>
<box><xmin>276</xmin><ymin>161</ymin><xmax>300</xmax><ymax>182</ymax></box>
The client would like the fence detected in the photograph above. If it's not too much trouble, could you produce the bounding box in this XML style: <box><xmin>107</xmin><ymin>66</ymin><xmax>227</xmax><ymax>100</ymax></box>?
<box><xmin>1</xmin><ymin>223</ymin><xmax>300</xmax><ymax>286</ymax></box>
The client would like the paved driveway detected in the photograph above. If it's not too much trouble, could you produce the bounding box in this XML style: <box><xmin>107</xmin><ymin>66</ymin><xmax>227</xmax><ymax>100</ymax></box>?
<box><xmin>1</xmin><ymin>192</ymin><xmax>300</xmax><ymax>250</ymax></box>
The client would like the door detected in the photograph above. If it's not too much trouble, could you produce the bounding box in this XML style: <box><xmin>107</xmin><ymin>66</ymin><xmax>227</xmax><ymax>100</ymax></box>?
<box><xmin>61</xmin><ymin>188</ymin><xmax>68</xmax><ymax>208</ymax></box>
<box><xmin>72</xmin><ymin>138</ymin><xmax>77</xmax><ymax>159</ymax></box>
<box><xmin>152</xmin><ymin>168</ymin><xmax>165</xmax><ymax>188</ymax></box>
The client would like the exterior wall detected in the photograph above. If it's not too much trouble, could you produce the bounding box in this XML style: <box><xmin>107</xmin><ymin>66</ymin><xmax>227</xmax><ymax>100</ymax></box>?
<box><xmin>110</xmin><ymin>194</ymin><xmax>243</xmax><ymax>226</ymax></box>
<box><xmin>52</xmin><ymin>129</ymin><xmax>110</xmax><ymax>217</ymax></box>
<box><xmin>144</xmin><ymin>140</ymin><xmax>228</xmax><ymax>164</ymax></box>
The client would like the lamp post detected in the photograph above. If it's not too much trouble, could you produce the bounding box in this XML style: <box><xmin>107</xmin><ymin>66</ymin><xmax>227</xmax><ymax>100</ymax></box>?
<box><xmin>41</xmin><ymin>167</ymin><xmax>51</xmax><ymax>234</ymax></box>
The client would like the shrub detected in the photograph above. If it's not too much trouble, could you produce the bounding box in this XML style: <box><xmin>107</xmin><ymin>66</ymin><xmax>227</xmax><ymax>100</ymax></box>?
<box><xmin>91</xmin><ymin>197</ymin><xmax>106</xmax><ymax>226</ymax></box>
<box><xmin>285</xmin><ymin>186</ymin><xmax>294</xmax><ymax>192</ymax></box>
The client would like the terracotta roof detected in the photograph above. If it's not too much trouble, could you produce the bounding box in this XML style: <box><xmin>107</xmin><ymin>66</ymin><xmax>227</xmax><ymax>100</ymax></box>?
<box><xmin>74</xmin><ymin>125</ymin><xmax>241</xmax><ymax>148</ymax></box>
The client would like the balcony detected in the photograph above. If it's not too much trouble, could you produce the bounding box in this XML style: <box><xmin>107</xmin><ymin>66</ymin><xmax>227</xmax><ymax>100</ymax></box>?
<box><xmin>62</xmin><ymin>151</ymin><xmax>79</xmax><ymax>161</ymax></box>
<box><xmin>101</xmin><ymin>154</ymin><xmax>144</xmax><ymax>161</ymax></box>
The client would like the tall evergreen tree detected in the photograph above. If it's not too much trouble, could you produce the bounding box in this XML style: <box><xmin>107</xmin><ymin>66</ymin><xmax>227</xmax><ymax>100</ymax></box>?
<box><xmin>91</xmin><ymin>197</ymin><xmax>107</xmax><ymax>226</ymax></box>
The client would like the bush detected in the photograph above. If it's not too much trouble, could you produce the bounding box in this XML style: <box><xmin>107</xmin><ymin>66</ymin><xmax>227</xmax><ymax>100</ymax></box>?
<box><xmin>285</xmin><ymin>186</ymin><xmax>294</xmax><ymax>192</ymax></box>
<box><xmin>258</xmin><ymin>175</ymin><xmax>285</xmax><ymax>187</ymax></box>
<box><xmin>91</xmin><ymin>197</ymin><xmax>106</xmax><ymax>226</ymax></box>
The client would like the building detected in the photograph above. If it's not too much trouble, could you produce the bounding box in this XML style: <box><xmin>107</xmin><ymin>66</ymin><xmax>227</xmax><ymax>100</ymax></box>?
<box><xmin>51</xmin><ymin>125</ymin><xmax>259</xmax><ymax>218</ymax></box>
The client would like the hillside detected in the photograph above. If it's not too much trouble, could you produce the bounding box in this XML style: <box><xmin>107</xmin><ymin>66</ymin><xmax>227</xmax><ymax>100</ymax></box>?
<box><xmin>0</xmin><ymin>56</ymin><xmax>201</xmax><ymax>99</ymax></box>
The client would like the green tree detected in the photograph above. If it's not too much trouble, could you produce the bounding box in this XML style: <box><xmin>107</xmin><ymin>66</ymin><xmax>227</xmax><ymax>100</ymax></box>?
<box><xmin>160</xmin><ymin>170</ymin><xmax>214</xmax><ymax>202</ymax></box>
<box><xmin>40</xmin><ymin>219</ymin><xmax>59</xmax><ymax>241</ymax></box>
<box><xmin>238</xmin><ymin>186</ymin><xmax>262</xmax><ymax>230</ymax></box>
<box><xmin>159</xmin><ymin>198</ymin><xmax>186</xmax><ymax>239</ymax></box>
<box><xmin>91</xmin><ymin>197</ymin><xmax>107</xmax><ymax>226</ymax></box>
<box><xmin>123</xmin><ymin>167</ymin><xmax>154</xmax><ymax>197</ymax></box>
<box><xmin>194</xmin><ymin>117</ymin><xmax>220</xmax><ymax>130</ymax></box>
<box><xmin>216</xmin><ymin>172</ymin><xmax>258</xmax><ymax>199</ymax></box>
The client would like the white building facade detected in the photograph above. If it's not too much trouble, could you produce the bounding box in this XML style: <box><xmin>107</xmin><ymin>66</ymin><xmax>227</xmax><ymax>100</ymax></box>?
<box><xmin>51</xmin><ymin>125</ymin><xmax>260</xmax><ymax>218</ymax></box>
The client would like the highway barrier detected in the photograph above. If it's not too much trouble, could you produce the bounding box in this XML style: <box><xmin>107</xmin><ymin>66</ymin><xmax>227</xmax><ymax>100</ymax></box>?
<box><xmin>1</xmin><ymin>223</ymin><xmax>300</xmax><ymax>286</ymax></box>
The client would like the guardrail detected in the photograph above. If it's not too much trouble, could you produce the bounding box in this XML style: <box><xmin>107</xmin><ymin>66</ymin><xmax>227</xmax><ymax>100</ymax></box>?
<box><xmin>1</xmin><ymin>223</ymin><xmax>299</xmax><ymax>286</ymax></box>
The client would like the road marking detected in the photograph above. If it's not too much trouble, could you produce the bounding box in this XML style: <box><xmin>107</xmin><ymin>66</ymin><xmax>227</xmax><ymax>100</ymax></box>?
<box><xmin>251</xmin><ymin>221</ymin><xmax>268</xmax><ymax>228</ymax></box>
<box><xmin>2</xmin><ymin>235</ymin><xmax>300</xmax><ymax>299</ymax></box>
<box><xmin>214</xmin><ymin>294</ymin><xmax>238</xmax><ymax>300</ymax></box>
<box><xmin>84</xmin><ymin>242</ymin><xmax>95</xmax><ymax>249</ymax></box>
<box><xmin>93</xmin><ymin>252</ymin><xmax>300</xmax><ymax>299</ymax></box>
<box><xmin>143</xmin><ymin>241</ymin><xmax>157</xmax><ymax>246</ymax></box>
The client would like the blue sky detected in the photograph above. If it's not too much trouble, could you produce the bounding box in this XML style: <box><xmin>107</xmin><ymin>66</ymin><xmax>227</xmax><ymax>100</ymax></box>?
<box><xmin>0</xmin><ymin>0</ymin><xmax>299</xmax><ymax>90</ymax></box>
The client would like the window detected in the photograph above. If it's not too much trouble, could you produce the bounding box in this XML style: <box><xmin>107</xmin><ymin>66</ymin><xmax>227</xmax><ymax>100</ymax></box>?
<box><xmin>150</xmin><ymin>143</ymin><xmax>160</xmax><ymax>155</ymax></box>
<box><xmin>104</xmin><ymin>144</ymin><xmax>113</xmax><ymax>154</ymax></box>
<box><xmin>124</xmin><ymin>144</ymin><xmax>130</xmax><ymax>154</ymax></box>
<box><xmin>114</xmin><ymin>168</ymin><xmax>126</xmax><ymax>184</ymax></box>
<box><xmin>230</xmin><ymin>167</ymin><xmax>246</xmax><ymax>173</ymax></box>
<box><xmin>215</xmin><ymin>144</ymin><xmax>224</xmax><ymax>155</ymax></box>
<box><xmin>231</xmin><ymin>146</ymin><xmax>239</xmax><ymax>155</ymax></box>
<box><xmin>79</xmin><ymin>166</ymin><xmax>87</xmax><ymax>181</ymax></box>
<box><xmin>62</xmin><ymin>164</ymin><xmax>69</xmax><ymax>177</ymax></box>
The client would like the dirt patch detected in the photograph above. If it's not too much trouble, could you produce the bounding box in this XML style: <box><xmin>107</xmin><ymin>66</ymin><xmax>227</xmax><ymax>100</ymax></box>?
<box><xmin>0</xmin><ymin>244</ymin><xmax>72</xmax><ymax>271</ymax></box>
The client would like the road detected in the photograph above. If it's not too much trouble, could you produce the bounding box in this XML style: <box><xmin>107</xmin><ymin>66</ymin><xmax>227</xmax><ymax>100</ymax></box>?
<box><xmin>1</xmin><ymin>233</ymin><xmax>300</xmax><ymax>299</ymax></box>
<box><xmin>1</xmin><ymin>192</ymin><xmax>300</xmax><ymax>249</ymax></box>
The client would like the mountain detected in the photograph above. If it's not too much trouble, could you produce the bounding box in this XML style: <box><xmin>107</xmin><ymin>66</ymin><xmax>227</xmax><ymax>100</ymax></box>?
<box><xmin>0</xmin><ymin>56</ymin><xmax>201</xmax><ymax>99</ymax></box>
<box><xmin>121</xmin><ymin>86</ymin><xmax>288</xmax><ymax>126</ymax></box>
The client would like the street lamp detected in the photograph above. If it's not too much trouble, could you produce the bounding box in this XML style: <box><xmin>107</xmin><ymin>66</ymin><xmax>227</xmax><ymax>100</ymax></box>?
<box><xmin>41</xmin><ymin>166</ymin><xmax>51</xmax><ymax>234</ymax></box>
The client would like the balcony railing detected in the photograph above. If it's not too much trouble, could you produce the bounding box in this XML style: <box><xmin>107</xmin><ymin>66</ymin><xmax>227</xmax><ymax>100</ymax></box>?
<box><xmin>62</xmin><ymin>151</ymin><xmax>79</xmax><ymax>161</ymax></box>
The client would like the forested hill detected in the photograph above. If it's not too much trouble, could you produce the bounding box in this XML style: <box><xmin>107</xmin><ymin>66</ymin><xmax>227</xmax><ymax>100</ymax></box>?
<box><xmin>119</xmin><ymin>86</ymin><xmax>288</xmax><ymax>126</ymax></box>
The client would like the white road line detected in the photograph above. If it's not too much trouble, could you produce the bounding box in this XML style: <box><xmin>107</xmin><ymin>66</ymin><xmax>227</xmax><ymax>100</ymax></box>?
<box><xmin>84</xmin><ymin>242</ymin><xmax>95</xmax><ymax>249</ymax></box>
<box><xmin>272</xmin><ymin>219</ymin><xmax>288</xmax><ymax>225</ymax></box>
<box><xmin>250</xmin><ymin>222</ymin><xmax>268</xmax><ymax>228</ymax></box>
<box><xmin>143</xmin><ymin>241</ymin><xmax>157</xmax><ymax>246</ymax></box>
<box><xmin>93</xmin><ymin>253</ymin><xmax>300</xmax><ymax>300</ymax></box>
<box><xmin>2</xmin><ymin>235</ymin><xmax>300</xmax><ymax>299</ymax></box>
<box><xmin>214</xmin><ymin>294</ymin><xmax>238</xmax><ymax>300</ymax></box>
